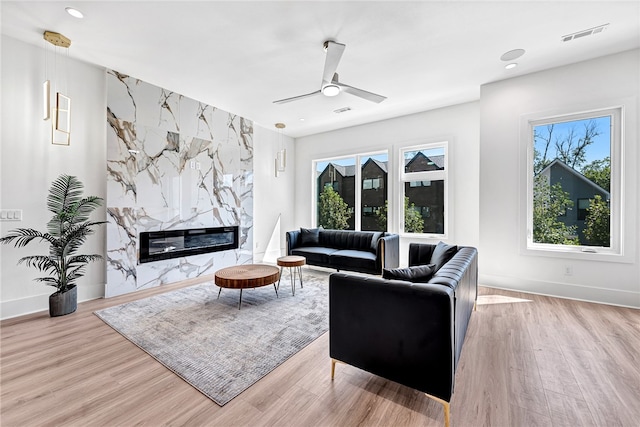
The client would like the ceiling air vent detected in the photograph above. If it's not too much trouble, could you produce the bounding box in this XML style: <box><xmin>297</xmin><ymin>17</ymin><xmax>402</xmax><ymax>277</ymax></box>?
<box><xmin>333</xmin><ymin>106</ymin><xmax>352</xmax><ymax>114</ymax></box>
<box><xmin>561</xmin><ymin>24</ymin><xmax>609</xmax><ymax>42</ymax></box>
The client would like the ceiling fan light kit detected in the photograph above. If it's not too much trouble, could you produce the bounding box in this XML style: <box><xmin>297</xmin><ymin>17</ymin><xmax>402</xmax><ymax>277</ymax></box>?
<box><xmin>322</xmin><ymin>84</ymin><xmax>340</xmax><ymax>97</ymax></box>
<box><xmin>273</xmin><ymin>40</ymin><xmax>386</xmax><ymax>105</ymax></box>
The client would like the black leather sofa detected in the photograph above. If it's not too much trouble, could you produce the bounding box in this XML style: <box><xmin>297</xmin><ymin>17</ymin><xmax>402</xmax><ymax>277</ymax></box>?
<box><xmin>329</xmin><ymin>243</ymin><xmax>478</xmax><ymax>427</ymax></box>
<box><xmin>286</xmin><ymin>228</ymin><xmax>399</xmax><ymax>275</ymax></box>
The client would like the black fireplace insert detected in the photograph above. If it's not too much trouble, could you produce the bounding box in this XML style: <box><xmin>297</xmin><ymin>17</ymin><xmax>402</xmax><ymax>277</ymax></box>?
<box><xmin>139</xmin><ymin>226</ymin><xmax>239</xmax><ymax>263</ymax></box>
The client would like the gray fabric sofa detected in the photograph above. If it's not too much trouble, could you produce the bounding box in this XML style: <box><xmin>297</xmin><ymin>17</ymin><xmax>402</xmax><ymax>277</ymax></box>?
<box><xmin>286</xmin><ymin>228</ymin><xmax>399</xmax><ymax>275</ymax></box>
<box><xmin>329</xmin><ymin>242</ymin><xmax>478</xmax><ymax>427</ymax></box>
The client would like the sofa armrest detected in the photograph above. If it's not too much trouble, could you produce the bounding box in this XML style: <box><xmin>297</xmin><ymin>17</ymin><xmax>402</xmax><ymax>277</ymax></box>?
<box><xmin>378</xmin><ymin>234</ymin><xmax>399</xmax><ymax>271</ymax></box>
<box><xmin>286</xmin><ymin>230</ymin><xmax>300</xmax><ymax>255</ymax></box>
<box><xmin>329</xmin><ymin>272</ymin><xmax>455</xmax><ymax>401</ymax></box>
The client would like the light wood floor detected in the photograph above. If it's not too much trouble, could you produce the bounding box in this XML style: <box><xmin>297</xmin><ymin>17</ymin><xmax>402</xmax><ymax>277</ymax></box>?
<box><xmin>1</xmin><ymin>280</ymin><xmax>639</xmax><ymax>427</ymax></box>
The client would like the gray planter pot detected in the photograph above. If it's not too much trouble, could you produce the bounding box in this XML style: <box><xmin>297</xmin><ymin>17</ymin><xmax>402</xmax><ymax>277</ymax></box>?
<box><xmin>49</xmin><ymin>285</ymin><xmax>77</xmax><ymax>317</ymax></box>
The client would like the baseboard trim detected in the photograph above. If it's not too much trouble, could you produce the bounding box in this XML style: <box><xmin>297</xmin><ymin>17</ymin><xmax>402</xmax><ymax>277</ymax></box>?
<box><xmin>479</xmin><ymin>273</ymin><xmax>640</xmax><ymax>309</ymax></box>
<box><xmin>0</xmin><ymin>283</ymin><xmax>105</xmax><ymax>320</ymax></box>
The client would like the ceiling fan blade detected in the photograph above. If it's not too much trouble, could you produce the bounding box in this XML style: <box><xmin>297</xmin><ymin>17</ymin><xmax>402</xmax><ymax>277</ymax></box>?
<box><xmin>273</xmin><ymin>90</ymin><xmax>322</xmax><ymax>104</ymax></box>
<box><xmin>322</xmin><ymin>41</ymin><xmax>346</xmax><ymax>85</ymax></box>
<box><xmin>337</xmin><ymin>82</ymin><xmax>387</xmax><ymax>103</ymax></box>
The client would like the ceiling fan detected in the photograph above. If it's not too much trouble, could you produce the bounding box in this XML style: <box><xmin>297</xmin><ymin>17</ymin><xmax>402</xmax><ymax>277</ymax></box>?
<box><xmin>273</xmin><ymin>40</ymin><xmax>386</xmax><ymax>104</ymax></box>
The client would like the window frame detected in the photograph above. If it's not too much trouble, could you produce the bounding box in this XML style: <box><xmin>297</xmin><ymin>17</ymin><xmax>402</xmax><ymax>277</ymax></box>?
<box><xmin>523</xmin><ymin>106</ymin><xmax>622</xmax><ymax>258</ymax></box>
<box><xmin>399</xmin><ymin>141</ymin><xmax>449</xmax><ymax>238</ymax></box>
<box><xmin>312</xmin><ymin>150</ymin><xmax>389</xmax><ymax>231</ymax></box>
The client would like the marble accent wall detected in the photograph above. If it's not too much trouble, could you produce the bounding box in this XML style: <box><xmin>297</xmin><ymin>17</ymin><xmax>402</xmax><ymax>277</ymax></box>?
<box><xmin>106</xmin><ymin>70</ymin><xmax>253</xmax><ymax>297</ymax></box>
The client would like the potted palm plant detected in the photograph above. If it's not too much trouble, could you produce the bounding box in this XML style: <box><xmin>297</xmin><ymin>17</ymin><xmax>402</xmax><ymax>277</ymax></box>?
<box><xmin>0</xmin><ymin>174</ymin><xmax>105</xmax><ymax>317</ymax></box>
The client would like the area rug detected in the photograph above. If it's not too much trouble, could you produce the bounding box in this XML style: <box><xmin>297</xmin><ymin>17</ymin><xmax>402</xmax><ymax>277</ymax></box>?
<box><xmin>94</xmin><ymin>269</ymin><xmax>330</xmax><ymax>406</ymax></box>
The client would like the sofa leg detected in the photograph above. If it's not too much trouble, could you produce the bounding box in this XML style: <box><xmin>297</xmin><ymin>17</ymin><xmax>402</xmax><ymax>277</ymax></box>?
<box><xmin>331</xmin><ymin>359</ymin><xmax>337</xmax><ymax>380</ymax></box>
<box><xmin>425</xmin><ymin>393</ymin><xmax>450</xmax><ymax>427</ymax></box>
<box><xmin>474</xmin><ymin>299</ymin><xmax>477</xmax><ymax>311</ymax></box>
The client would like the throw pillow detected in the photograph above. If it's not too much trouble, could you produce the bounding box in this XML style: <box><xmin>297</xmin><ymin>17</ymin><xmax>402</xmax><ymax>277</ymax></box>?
<box><xmin>299</xmin><ymin>227</ymin><xmax>320</xmax><ymax>246</ymax></box>
<box><xmin>382</xmin><ymin>264</ymin><xmax>436</xmax><ymax>282</ymax></box>
<box><xmin>430</xmin><ymin>241</ymin><xmax>457</xmax><ymax>271</ymax></box>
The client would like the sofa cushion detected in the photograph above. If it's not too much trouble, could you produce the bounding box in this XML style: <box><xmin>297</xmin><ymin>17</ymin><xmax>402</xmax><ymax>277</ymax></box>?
<box><xmin>329</xmin><ymin>249</ymin><xmax>377</xmax><ymax>273</ymax></box>
<box><xmin>319</xmin><ymin>229</ymin><xmax>376</xmax><ymax>251</ymax></box>
<box><xmin>291</xmin><ymin>247</ymin><xmax>337</xmax><ymax>265</ymax></box>
<box><xmin>430</xmin><ymin>241</ymin><xmax>458</xmax><ymax>271</ymax></box>
<box><xmin>382</xmin><ymin>264</ymin><xmax>436</xmax><ymax>282</ymax></box>
<box><xmin>300</xmin><ymin>227</ymin><xmax>321</xmax><ymax>246</ymax></box>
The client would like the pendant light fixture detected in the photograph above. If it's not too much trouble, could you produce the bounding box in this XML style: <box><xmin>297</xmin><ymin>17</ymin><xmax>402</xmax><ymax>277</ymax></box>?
<box><xmin>275</xmin><ymin>123</ymin><xmax>286</xmax><ymax>177</ymax></box>
<box><xmin>43</xmin><ymin>30</ymin><xmax>71</xmax><ymax>145</ymax></box>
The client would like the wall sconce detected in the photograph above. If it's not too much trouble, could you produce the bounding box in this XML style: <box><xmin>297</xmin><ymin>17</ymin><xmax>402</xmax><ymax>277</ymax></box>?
<box><xmin>275</xmin><ymin>123</ymin><xmax>286</xmax><ymax>177</ymax></box>
<box><xmin>43</xmin><ymin>30</ymin><xmax>71</xmax><ymax>145</ymax></box>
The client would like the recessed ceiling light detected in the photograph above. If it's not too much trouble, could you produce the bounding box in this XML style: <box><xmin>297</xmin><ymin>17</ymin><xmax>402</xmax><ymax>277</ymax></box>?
<box><xmin>65</xmin><ymin>7</ymin><xmax>84</xmax><ymax>19</ymax></box>
<box><xmin>500</xmin><ymin>49</ymin><xmax>525</xmax><ymax>61</ymax></box>
<box><xmin>299</xmin><ymin>118</ymin><xmax>305</xmax><ymax>122</ymax></box>
<box><xmin>505</xmin><ymin>63</ymin><xmax>518</xmax><ymax>70</ymax></box>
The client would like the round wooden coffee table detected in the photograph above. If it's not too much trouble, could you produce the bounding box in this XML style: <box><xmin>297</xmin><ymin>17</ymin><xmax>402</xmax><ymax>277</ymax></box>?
<box><xmin>214</xmin><ymin>264</ymin><xmax>280</xmax><ymax>309</ymax></box>
<box><xmin>277</xmin><ymin>256</ymin><xmax>306</xmax><ymax>296</ymax></box>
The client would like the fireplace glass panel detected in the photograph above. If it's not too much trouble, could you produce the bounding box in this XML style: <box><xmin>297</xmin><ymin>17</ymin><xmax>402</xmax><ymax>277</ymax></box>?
<box><xmin>140</xmin><ymin>226</ymin><xmax>239</xmax><ymax>263</ymax></box>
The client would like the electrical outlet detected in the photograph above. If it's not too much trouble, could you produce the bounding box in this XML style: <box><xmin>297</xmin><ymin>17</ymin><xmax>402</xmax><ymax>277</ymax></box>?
<box><xmin>564</xmin><ymin>265</ymin><xmax>573</xmax><ymax>276</ymax></box>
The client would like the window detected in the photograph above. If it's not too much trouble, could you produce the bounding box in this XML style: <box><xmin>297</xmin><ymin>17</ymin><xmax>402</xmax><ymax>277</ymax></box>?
<box><xmin>527</xmin><ymin>107</ymin><xmax>621</xmax><ymax>254</ymax></box>
<box><xmin>400</xmin><ymin>143</ymin><xmax>447</xmax><ymax>235</ymax></box>
<box><xmin>363</xmin><ymin>178</ymin><xmax>383</xmax><ymax>190</ymax></box>
<box><xmin>577</xmin><ymin>198</ymin><xmax>591</xmax><ymax>221</ymax></box>
<box><xmin>315</xmin><ymin>152</ymin><xmax>388</xmax><ymax>232</ymax></box>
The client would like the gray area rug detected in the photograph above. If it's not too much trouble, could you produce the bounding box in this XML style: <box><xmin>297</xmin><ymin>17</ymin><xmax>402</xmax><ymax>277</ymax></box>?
<box><xmin>95</xmin><ymin>269</ymin><xmax>330</xmax><ymax>406</ymax></box>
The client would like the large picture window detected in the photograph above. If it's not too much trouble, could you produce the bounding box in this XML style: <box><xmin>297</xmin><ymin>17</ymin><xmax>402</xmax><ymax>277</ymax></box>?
<box><xmin>315</xmin><ymin>152</ymin><xmax>388</xmax><ymax>231</ymax></box>
<box><xmin>400</xmin><ymin>143</ymin><xmax>448</xmax><ymax>236</ymax></box>
<box><xmin>527</xmin><ymin>107</ymin><xmax>621</xmax><ymax>254</ymax></box>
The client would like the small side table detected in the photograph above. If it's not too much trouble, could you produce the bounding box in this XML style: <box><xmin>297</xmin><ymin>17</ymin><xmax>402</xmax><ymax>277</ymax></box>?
<box><xmin>277</xmin><ymin>256</ymin><xmax>306</xmax><ymax>296</ymax></box>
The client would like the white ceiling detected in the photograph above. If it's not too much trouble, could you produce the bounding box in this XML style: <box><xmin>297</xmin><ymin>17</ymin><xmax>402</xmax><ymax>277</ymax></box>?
<box><xmin>2</xmin><ymin>1</ymin><xmax>639</xmax><ymax>138</ymax></box>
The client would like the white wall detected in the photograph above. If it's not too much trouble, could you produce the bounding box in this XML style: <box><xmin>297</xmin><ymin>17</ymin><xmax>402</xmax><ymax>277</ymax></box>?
<box><xmin>479</xmin><ymin>49</ymin><xmax>639</xmax><ymax>308</ymax></box>
<box><xmin>253</xmin><ymin>125</ymin><xmax>296</xmax><ymax>263</ymax></box>
<box><xmin>294</xmin><ymin>101</ymin><xmax>480</xmax><ymax>265</ymax></box>
<box><xmin>0</xmin><ymin>36</ymin><xmax>297</xmax><ymax>319</ymax></box>
<box><xmin>1</xmin><ymin>36</ymin><xmax>107</xmax><ymax>318</ymax></box>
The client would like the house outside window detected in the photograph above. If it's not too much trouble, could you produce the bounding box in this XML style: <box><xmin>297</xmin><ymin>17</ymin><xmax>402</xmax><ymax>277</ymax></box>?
<box><xmin>315</xmin><ymin>152</ymin><xmax>388</xmax><ymax>232</ymax></box>
<box><xmin>400</xmin><ymin>143</ymin><xmax>448</xmax><ymax>236</ymax></box>
<box><xmin>528</xmin><ymin>108</ymin><xmax>621</xmax><ymax>253</ymax></box>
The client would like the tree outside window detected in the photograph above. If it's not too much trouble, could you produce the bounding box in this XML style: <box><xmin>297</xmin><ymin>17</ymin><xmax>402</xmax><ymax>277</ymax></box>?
<box><xmin>317</xmin><ymin>186</ymin><xmax>351</xmax><ymax>230</ymax></box>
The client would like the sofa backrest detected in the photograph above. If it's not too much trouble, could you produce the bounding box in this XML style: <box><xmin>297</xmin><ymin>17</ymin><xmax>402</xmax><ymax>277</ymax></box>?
<box><xmin>319</xmin><ymin>229</ymin><xmax>382</xmax><ymax>253</ymax></box>
<box><xmin>428</xmin><ymin>247</ymin><xmax>476</xmax><ymax>289</ymax></box>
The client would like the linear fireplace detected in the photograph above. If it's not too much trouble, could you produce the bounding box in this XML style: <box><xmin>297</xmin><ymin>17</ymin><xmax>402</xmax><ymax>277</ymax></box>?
<box><xmin>139</xmin><ymin>226</ymin><xmax>239</xmax><ymax>264</ymax></box>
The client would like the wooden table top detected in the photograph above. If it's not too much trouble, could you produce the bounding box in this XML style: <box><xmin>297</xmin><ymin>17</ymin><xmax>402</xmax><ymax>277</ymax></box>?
<box><xmin>214</xmin><ymin>264</ymin><xmax>280</xmax><ymax>289</ymax></box>
<box><xmin>277</xmin><ymin>256</ymin><xmax>306</xmax><ymax>267</ymax></box>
